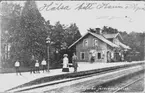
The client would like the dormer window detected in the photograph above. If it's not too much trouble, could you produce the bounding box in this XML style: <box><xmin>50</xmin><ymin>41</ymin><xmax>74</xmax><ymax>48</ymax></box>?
<box><xmin>83</xmin><ymin>39</ymin><xmax>88</xmax><ymax>47</ymax></box>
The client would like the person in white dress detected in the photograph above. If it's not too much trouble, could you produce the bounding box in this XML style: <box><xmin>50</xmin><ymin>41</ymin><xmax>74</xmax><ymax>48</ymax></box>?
<box><xmin>15</xmin><ymin>60</ymin><xmax>21</xmax><ymax>75</ymax></box>
<box><xmin>41</xmin><ymin>59</ymin><xmax>47</xmax><ymax>73</ymax></box>
<box><xmin>62</xmin><ymin>54</ymin><xmax>69</xmax><ymax>72</ymax></box>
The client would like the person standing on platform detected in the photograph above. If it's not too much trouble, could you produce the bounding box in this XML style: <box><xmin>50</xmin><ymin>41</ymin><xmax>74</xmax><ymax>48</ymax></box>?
<box><xmin>15</xmin><ymin>60</ymin><xmax>21</xmax><ymax>75</ymax></box>
<box><xmin>41</xmin><ymin>59</ymin><xmax>47</xmax><ymax>73</ymax></box>
<box><xmin>30</xmin><ymin>59</ymin><xmax>36</xmax><ymax>74</ymax></box>
<box><xmin>62</xmin><ymin>54</ymin><xmax>69</xmax><ymax>72</ymax></box>
<box><xmin>72</xmin><ymin>53</ymin><xmax>78</xmax><ymax>72</ymax></box>
<box><xmin>35</xmin><ymin>60</ymin><xmax>40</xmax><ymax>73</ymax></box>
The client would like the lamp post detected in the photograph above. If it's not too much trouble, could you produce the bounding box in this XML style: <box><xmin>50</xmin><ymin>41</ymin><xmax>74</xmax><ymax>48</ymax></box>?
<box><xmin>46</xmin><ymin>36</ymin><xmax>51</xmax><ymax>72</ymax></box>
<box><xmin>56</xmin><ymin>49</ymin><xmax>59</xmax><ymax>62</ymax></box>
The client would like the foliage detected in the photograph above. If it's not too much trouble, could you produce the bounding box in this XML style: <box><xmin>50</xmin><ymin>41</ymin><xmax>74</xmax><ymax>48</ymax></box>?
<box><xmin>1</xmin><ymin>2</ymin><xmax>22</xmax><ymax>45</ymax></box>
<box><xmin>101</xmin><ymin>26</ymin><xmax>144</xmax><ymax>61</ymax></box>
<box><xmin>102</xmin><ymin>26</ymin><xmax>144</xmax><ymax>61</ymax></box>
<box><xmin>1</xmin><ymin>2</ymin><xmax>22</xmax><ymax>67</ymax></box>
<box><xmin>64</xmin><ymin>23</ymin><xmax>81</xmax><ymax>46</ymax></box>
<box><xmin>45</xmin><ymin>22</ymin><xmax>81</xmax><ymax>67</ymax></box>
<box><xmin>0</xmin><ymin>1</ymin><xmax>82</xmax><ymax>68</ymax></box>
<box><xmin>1</xmin><ymin>1</ymin><xmax>48</xmax><ymax>66</ymax></box>
<box><xmin>88</xmin><ymin>28</ymin><xmax>101</xmax><ymax>34</ymax></box>
<box><xmin>120</xmin><ymin>31</ymin><xmax>144</xmax><ymax>61</ymax></box>
<box><xmin>50</xmin><ymin>22</ymin><xmax>66</xmax><ymax>49</ymax></box>
<box><xmin>88</xmin><ymin>26</ymin><xmax>118</xmax><ymax>34</ymax></box>
<box><xmin>19</xmin><ymin>1</ymin><xmax>48</xmax><ymax>63</ymax></box>
<box><xmin>63</xmin><ymin>23</ymin><xmax>81</xmax><ymax>62</ymax></box>
<box><xmin>102</xmin><ymin>26</ymin><xmax>118</xmax><ymax>34</ymax></box>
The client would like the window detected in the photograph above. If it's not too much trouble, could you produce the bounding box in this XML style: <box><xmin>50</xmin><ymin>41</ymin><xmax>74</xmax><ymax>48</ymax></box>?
<box><xmin>93</xmin><ymin>39</ymin><xmax>98</xmax><ymax>46</ymax></box>
<box><xmin>98</xmin><ymin>53</ymin><xmax>101</xmax><ymax>59</ymax></box>
<box><xmin>83</xmin><ymin>39</ymin><xmax>88</xmax><ymax>47</ymax></box>
<box><xmin>80</xmin><ymin>52</ymin><xmax>85</xmax><ymax>60</ymax></box>
<box><xmin>7</xmin><ymin>44</ymin><xmax>11</xmax><ymax>59</ymax></box>
<box><xmin>4</xmin><ymin>44</ymin><xmax>11</xmax><ymax>60</ymax></box>
<box><xmin>4</xmin><ymin>45</ymin><xmax>7</xmax><ymax>60</ymax></box>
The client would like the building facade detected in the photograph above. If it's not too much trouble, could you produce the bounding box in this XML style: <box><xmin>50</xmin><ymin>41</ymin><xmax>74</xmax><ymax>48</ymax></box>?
<box><xmin>69</xmin><ymin>31</ymin><xmax>130</xmax><ymax>63</ymax></box>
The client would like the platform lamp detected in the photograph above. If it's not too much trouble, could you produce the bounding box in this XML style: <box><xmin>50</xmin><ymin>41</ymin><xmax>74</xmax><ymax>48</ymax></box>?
<box><xmin>56</xmin><ymin>49</ymin><xmax>59</xmax><ymax>60</ymax></box>
<box><xmin>46</xmin><ymin>36</ymin><xmax>51</xmax><ymax>72</ymax></box>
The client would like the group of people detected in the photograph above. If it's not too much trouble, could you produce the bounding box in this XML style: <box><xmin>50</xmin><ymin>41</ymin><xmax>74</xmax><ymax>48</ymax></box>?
<box><xmin>30</xmin><ymin>59</ymin><xmax>47</xmax><ymax>74</ymax></box>
<box><xmin>62</xmin><ymin>53</ymin><xmax>78</xmax><ymax>72</ymax></box>
<box><xmin>14</xmin><ymin>53</ymin><xmax>78</xmax><ymax>75</ymax></box>
<box><xmin>14</xmin><ymin>59</ymin><xmax>47</xmax><ymax>75</ymax></box>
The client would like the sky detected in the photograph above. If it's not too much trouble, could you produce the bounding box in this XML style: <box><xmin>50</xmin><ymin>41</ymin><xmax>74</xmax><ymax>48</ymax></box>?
<box><xmin>4</xmin><ymin>1</ymin><xmax>145</xmax><ymax>35</ymax></box>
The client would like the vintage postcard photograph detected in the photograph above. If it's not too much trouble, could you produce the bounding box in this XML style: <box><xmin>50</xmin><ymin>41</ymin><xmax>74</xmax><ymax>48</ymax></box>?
<box><xmin>0</xmin><ymin>0</ymin><xmax>145</xmax><ymax>93</ymax></box>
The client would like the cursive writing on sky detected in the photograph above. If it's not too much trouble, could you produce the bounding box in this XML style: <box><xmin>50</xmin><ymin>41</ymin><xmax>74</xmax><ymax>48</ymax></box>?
<box><xmin>38</xmin><ymin>2</ymin><xmax>145</xmax><ymax>12</ymax></box>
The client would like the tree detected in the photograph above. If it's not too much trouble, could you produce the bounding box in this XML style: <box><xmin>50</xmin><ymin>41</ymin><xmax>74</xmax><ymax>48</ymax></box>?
<box><xmin>120</xmin><ymin>31</ymin><xmax>144</xmax><ymax>61</ymax></box>
<box><xmin>51</xmin><ymin>22</ymin><xmax>65</xmax><ymax>50</ymax></box>
<box><xmin>102</xmin><ymin>26</ymin><xmax>118</xmax><ymax>34</ymax></box>
<box><xmin>1</xmin><ymin>2</ymin><xmax>22</xmax><ymax>67</ymax></box>
<box><xmin>44</xmin><ymin>22</ymin><xmax>81</xmax><ymax>67</ymax></box>
<box><xmin>44</xmin><ymin>21</ymin><xmax>66</xmax><ymax>67</ymax></box>
<box><xmin>64</xmin><ymin>23</ymin><xmax>81</xmax><ymax>62</ymax></box>
<box><xmin>65</xmin><ymin>23</ymin><xmax>81</xmax><ymax>46</ymax></box>
<box><xmin>10</xmin><ymin>1</ymin><xmax>48</xmax><ymax>66</ymax></box>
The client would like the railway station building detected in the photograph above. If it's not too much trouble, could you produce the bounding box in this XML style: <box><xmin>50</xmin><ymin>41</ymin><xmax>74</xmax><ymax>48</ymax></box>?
<box><xmin>68</xmin><ymin>30</ymin><xmax>131</xmax><ymax>63</ymax></box>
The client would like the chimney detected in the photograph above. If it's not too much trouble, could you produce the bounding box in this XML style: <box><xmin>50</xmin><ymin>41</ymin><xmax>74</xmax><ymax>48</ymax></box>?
<box><xmin>95</xmin><ymin>28</ymin><xmax>101</xmax><ymax>34</ymax></box>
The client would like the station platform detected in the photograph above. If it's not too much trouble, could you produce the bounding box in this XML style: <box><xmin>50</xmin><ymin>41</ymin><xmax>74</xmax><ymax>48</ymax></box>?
<box><xmin>0</xmin><ymin>61</ymin><xmax>143</xmax><ymax>92</ymax></box>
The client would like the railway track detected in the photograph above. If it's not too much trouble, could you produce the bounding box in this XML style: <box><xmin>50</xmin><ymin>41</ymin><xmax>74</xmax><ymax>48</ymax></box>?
<box><xmin>82</xmin><ymin>68</ymin><xmax>144</xmax><ymax>93</ymax></box>
<box><xmin>7</xmin><ymin>62</ymin><xmax>145</xmax><ymax>92</ymax></box>
<box><xmin>113</xmin><ymin>76</ymin><xmax>144</xmax><ymax>93</ymax></box>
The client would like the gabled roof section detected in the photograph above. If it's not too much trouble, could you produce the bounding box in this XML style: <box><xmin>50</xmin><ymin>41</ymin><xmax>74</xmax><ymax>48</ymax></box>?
<box><xmin>103</xmin><ymin>33</ymin><xmax>123</xmax><ymax>41</ymax></box>
<box><xmin>68</xmin><ymin>32</ymin><xmax>89</xmax><ymax>49</ymax></box>
<box><xmin>68</xmin><ymin>32</ymin><xmax>119</xmax><ymax>49</ymax></box>
<box><xmin>90</xmin><ymin>32</ymin><xmax>119</xmax><ymax>48</ymax></box>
